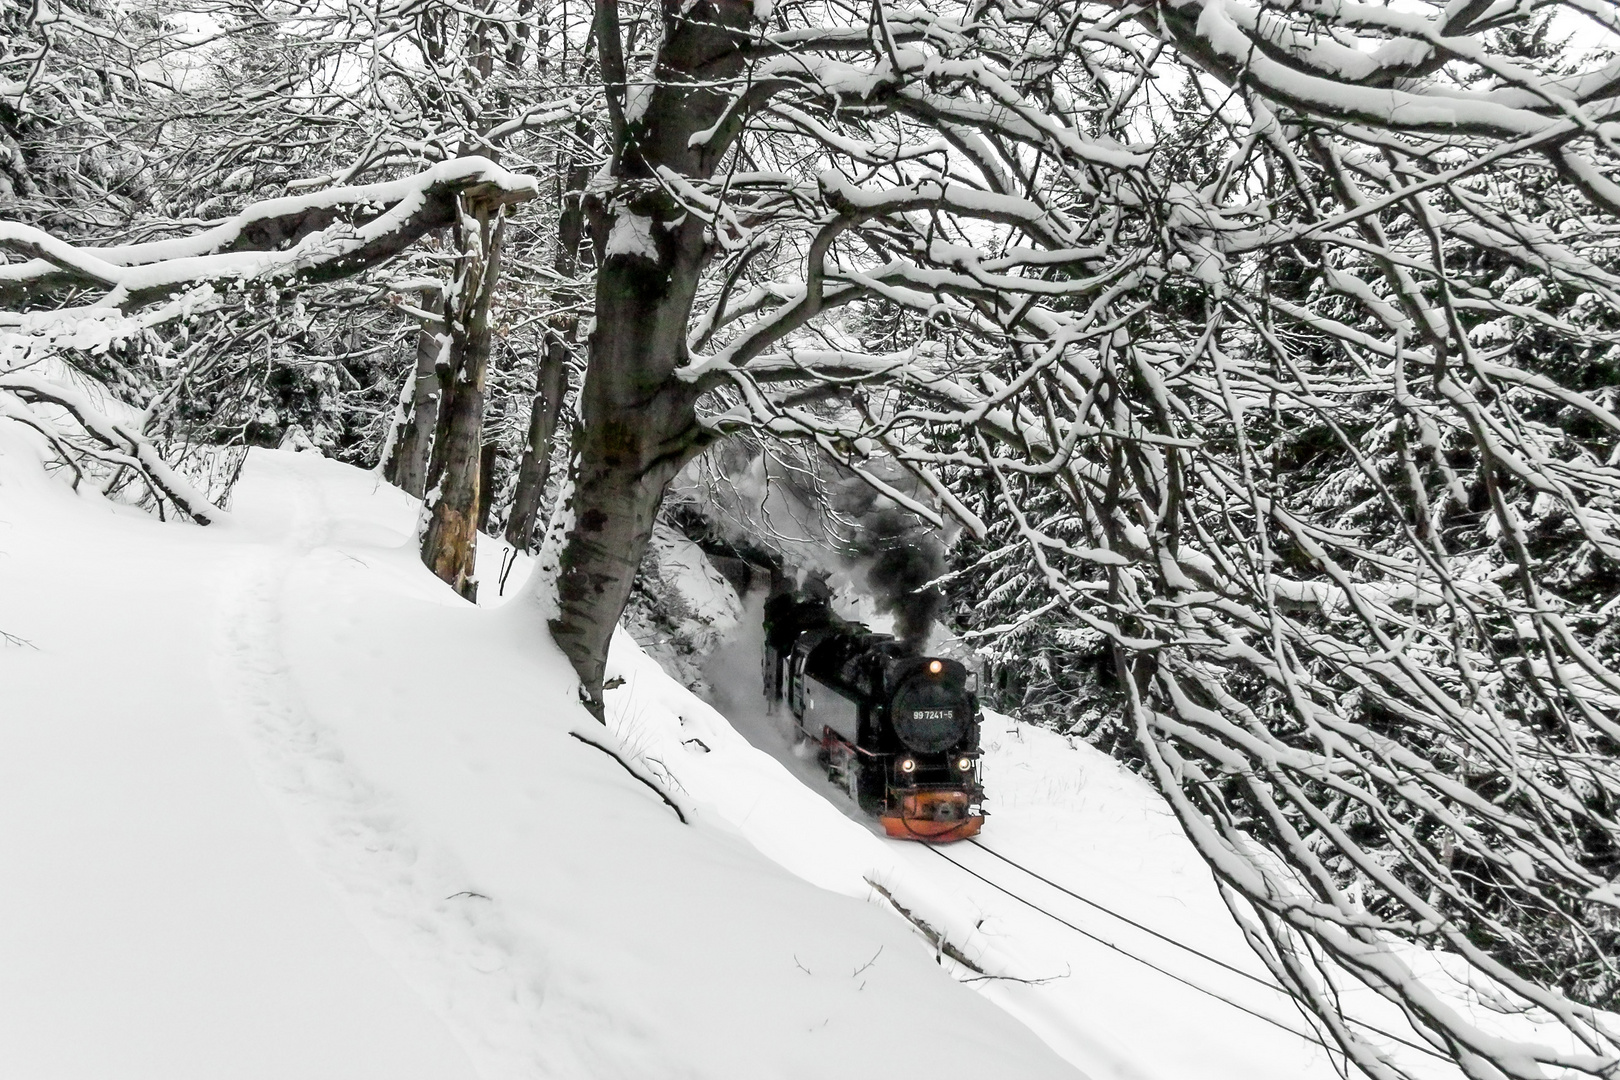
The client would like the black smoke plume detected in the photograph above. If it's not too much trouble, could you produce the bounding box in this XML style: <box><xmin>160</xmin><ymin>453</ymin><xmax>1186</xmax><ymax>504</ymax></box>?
<box><xmin>672</xmin><ymin>441</ymin><xmax>950</xmax><ymax>649</ymax></box>
<box><xmin>836</xmin><ymin>482</ymin><xmax>946</xmax><ymax>652</ymax></box>
<box><xmin>865</xmin><ymin>540</ymin><xmax>945</xmax><ymax>650</ymax></box>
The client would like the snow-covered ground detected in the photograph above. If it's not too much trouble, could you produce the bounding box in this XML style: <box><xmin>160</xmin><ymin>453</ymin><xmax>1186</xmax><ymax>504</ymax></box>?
<box><xmin>0</xmin><ymin>436</ymin><xmax>1461</xmax><ymax>1080</ymax></box>
<box><xmin>0</xmin><ymin>438</ymin><xmax>1072</xmax><ymax>1079</ymax></box>
<box><xmin>674</xmin><ymin>597</ymin><xmax>1452</xmax><ymax>1080</ymax></box>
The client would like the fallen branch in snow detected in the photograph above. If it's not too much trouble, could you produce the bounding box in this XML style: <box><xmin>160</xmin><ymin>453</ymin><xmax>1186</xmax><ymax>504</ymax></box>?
<box><xmin>0</xmin><ymin>629</ymin><xmax>37</xmax><ymax>649</ymax></box>
<box><xmin>959</xmin><ymin>969</ymin><xmax>1072</xmax><ymax>987</ymax></box>
<box><xmin>0</xmin><ymin>371</ymin><xmax>226</xmax><ymax>524</ymax></box>
<box><xmin>864</xmin><ymin>879</ymin><xmax>986</xmax><ymax>975</ymax></box>
<box><xmin>568</xmin><ymin>729</ymin><xmax>690</xmax><ymax>824</ymax></box>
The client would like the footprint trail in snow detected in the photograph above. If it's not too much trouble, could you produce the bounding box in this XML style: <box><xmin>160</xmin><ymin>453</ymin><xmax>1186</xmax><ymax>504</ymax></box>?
<box><xmin>209</xmin><ymin>460</ymin><xmax>555</xmax><ymax>1080</ymax></box>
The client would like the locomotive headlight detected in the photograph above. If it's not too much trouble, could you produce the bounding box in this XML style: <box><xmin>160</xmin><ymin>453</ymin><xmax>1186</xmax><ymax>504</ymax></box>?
<box><xmin>956</xmin><ymin>756</ymin><xmax>974</xmax><ymax>772</ymax></box>
<box><xmin>898</xmin><ymin>756</ymin><xmax>918</xmax><ymax>774</ymax></box>
<box><xmin>928</xmin><ymin>660</ymin><xmax>943</xmax><ymax>675</ymax></box>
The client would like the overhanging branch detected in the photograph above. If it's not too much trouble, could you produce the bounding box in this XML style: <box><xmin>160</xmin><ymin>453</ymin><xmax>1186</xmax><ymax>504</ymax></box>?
<box><xmin>0</xmin><ymin>158</ymin><xmax>539</xmax><ymax>312</ymax></box>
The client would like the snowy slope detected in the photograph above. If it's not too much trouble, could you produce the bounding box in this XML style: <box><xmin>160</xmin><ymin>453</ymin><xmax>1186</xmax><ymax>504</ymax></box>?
<box><xmin>626</xmin><ymin>596</ymin><xmax>1448</xmax><ymax>1080</ymax></box>
<box><xmin>0</xmin><ymin>436</ymin><xmax>1077</xmax><ymax>1080</ymax></box>
<box><xmin>4</xmin><ymin>435</ymin><xmax>1526</xmax><ymax>1080</ymax></box>
<box><xmin>609</xmin><ymin>539</ymin><xmax>1597</xmax><ymax>1080</ymax></box>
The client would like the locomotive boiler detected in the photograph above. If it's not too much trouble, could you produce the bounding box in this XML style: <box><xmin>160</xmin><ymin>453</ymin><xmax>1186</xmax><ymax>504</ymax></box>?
<box><xmin>762</xmin><ymin>593</ymin><xmax>984</xmax><ymax>841</ymax></box>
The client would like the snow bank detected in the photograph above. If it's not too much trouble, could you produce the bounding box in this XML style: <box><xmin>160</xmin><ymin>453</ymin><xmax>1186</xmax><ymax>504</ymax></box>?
<box><xmin>0</xmin><ymin>436</ymin><xmax>1076</xmax><ymax>1080</ymax></box>
<box><xmin>619</xmin><ymin>519</ymin><xmax>742</xmax><ymax>692</ymax></box>
<box><xmin>1</xmin><ymin>435</ymin><xmax>1510</xmax><ymax>1080</ymax></box>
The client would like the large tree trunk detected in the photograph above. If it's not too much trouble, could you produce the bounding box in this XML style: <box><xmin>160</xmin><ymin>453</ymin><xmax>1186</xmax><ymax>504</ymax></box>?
<box><xmin>548</xmin><ymin>0</ymin><xmax>753</xmax><ymax>717</ymax></box>
<box><xmin>505</xmin><ymin>331</ymin><xmax>569</xmax><ymax>551</ymax></box>
<box><xmin>420</xmin><ymin>192</ymin><xmax>508</xmax><ymax>600</ymax></box>
<box><xmin>549</xmin><ymin>251</ymin><xmax>709</xmax><ymax>714</ymax></box>
<box><xmin>386</xmin><ymin>287</ymin><xmax>447</xmax><ymax>498</ymax></box>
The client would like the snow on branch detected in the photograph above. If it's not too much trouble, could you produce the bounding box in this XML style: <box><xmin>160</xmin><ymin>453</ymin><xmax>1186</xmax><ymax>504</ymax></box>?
<box><xmin>0</xmin><ymin>159</ymin><xmax>536</xmax><ymax>524</ymax></box>
<box><xmin>0</xmin><ymin>369</ymin><xmax>226</xmax><ymax>524</ymax></box>
<box><xmin>652</xmin><ymin>0</ymin><xmax>1620</xmax><ymax>1074</ymax></box>
<box><xmin>0</xmin><ymin>158</ymin><xmax>539</xmax><ymax>312</ymax></box>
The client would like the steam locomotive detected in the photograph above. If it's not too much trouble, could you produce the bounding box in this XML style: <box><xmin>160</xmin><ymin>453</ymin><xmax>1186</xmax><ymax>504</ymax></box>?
<box><xmin>762</xmin><ymin>593</ymin><xmax>984</xmax><ymax>841</ymax></box>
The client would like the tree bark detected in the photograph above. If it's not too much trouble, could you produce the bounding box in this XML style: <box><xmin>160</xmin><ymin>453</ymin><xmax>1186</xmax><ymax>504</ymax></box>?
<box><xmin>424</xmin><ymin>328</ymin><xmax>459</xmax><ymax>498</ymax></box>
<box><xmin>554</xmin><ymin>123</ymin><xmax>595</xmax><ymax>277</ymax></box>
<box><xmin>476</xmin><ymin>441</ymin><xmax>499</xmax><ymax>533</ymax></box>
<box><xmin>505</xmin><ymin>331</ymin><xmax>569</xmax><ymax>551</ymax></box>
<box><xmin>549</xmin><ymin>265</ymin><xmax>706</xmax><ymax>714</ymax></box>
<box><xmin>386</xmin><ymin>286</ymin><xmax>448</xmax><ymax>498</ymax></box>
<box><xmin>420</xmin><ymin>192</ymin><xmax>508</xmax><ymax>600</ymax></box>
<box><xmin>549</xmin><ymin>0</ymin><xmax>754</xmax><ymax>717</ymax></box>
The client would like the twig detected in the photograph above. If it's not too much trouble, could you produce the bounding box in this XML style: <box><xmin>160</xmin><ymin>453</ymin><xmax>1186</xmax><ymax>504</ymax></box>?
<box><xmin>1</xmin><ymin>630</ymin><xmax>37</xmax><ymax>649</ymax></box>
<box><xmin>865</xmin><ymin>878</ymin><xmax>986</xmax><ymax>975</ymax></box>
<box><xmin>960</xmin><ymin>966</ymin><xmax>1071</xmax><ymax>986</ymax></box>
<box><xmin>569</xmin><ymin>730</ymin><xmax>688</xmax><ymax>824</ymax></box>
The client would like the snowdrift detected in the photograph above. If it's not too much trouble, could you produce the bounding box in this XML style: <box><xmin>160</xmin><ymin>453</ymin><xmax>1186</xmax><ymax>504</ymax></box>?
<box><xmin>0</xmin><ymin>436</ymin><xmax>1073</xmax><ymax>1080</ymax></box>
<box><xmin>2</xmin><ymin>438</ymin><xmax>1502</xmax><ymax>1080</ymax></box>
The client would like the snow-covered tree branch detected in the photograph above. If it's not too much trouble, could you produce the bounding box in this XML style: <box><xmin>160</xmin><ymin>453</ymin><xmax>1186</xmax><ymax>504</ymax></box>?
<box><xmin>568</xmin><ymin>2</ymin><xmax>1620</xmax><ymax>1076</ymax></box>
<box><xmin>7</xmin><ymin>0</ymin><xmax>1620</xmax><ymax>1074</ymax></box>
<box><xmin>1</xmin><ymin>158</ymin><xmax>537</xmax><ymax>312</ymax></box>
<box><xmin>1</xmin><ymin>158</ymin><xmax>536</xmax><ymax>521</ymax></box>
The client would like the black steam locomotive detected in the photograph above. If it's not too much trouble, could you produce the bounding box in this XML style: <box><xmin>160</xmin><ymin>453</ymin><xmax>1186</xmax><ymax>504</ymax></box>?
<box><xmin>762</xmin><ymin>593</ymin><xmax>984</xmax><ymax>841</ymax></box>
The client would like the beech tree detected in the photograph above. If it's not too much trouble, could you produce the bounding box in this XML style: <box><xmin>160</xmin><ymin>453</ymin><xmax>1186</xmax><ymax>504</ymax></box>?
<box><xmin>546</xmin><ymin>0</ymin><xmax>1620</xmax><ymax>1077</ymax></box>
<box><xmin>8</xmin><ymin>0</ymin><xmax>1620</xmax><ymax>1076</ymax></box>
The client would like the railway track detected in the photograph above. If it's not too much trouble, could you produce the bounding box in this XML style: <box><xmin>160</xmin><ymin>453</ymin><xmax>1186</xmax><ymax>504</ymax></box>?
<box><xmin>920</xmin><ymin>838</ymin><xmax>1453</xmax><ymax>1070</ymax></box>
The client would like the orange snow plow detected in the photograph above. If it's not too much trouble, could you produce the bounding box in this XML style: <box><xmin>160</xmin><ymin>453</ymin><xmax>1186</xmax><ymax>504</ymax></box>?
<box><xmin>881</xmin><ymin>791</ymin><xmax>982</xmax><ymax>841</ymax></box>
